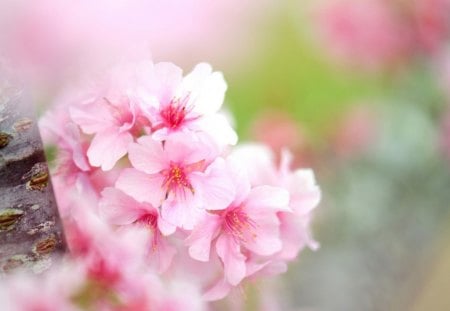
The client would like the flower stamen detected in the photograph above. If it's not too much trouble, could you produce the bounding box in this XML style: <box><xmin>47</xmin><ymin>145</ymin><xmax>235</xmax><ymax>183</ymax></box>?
<box><xmin>161</xmin><ymin>163</ymin><xmax>195</xmax><ymax>197</ymax></box>
<box><xmin>223</xmin><ymin>207</ymin><xmax>257</xmax><ymax>243</ymax></box>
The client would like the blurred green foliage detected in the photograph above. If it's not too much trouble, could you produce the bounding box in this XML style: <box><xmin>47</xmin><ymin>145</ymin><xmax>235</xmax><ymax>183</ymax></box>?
<box><xmin>226</xmin><ymin>5</ymin><xmax>384</xmax><ymax>141</ymax></box>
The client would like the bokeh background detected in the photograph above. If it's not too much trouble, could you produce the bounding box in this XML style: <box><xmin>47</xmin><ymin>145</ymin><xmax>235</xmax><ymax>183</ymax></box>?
<box><xmin>1</xmin><ymin>0</ymin><xmax>450</xmax><ymax>310</ymax></box>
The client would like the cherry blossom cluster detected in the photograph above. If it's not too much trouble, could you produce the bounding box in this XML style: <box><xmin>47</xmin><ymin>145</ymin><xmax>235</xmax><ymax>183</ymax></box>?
<box><xmin>34</xmin><ymin>60</ymin><xmax>320</xmax><ymax>308</ymax></box>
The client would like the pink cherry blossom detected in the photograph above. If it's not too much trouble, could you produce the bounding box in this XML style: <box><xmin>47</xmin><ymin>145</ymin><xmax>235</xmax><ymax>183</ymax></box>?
<box><xmin>229</xmin><ymin>145</ymin><xmax>321</xmax><ymax>260</ymax></box>
<box><xmin>187</xmin><ymin>159</ymin><xmax>290</xmax><ymax>287</ymax></box>
<box><xmin>70</xmin><ymin>95</ymin><xmax>147</xmax><ymax>171</ymax></box>
<box><xmin>277</xmin><ymin>159</ymin><xmax>321</xmax><ymax>260</ymax></box>
<box><xmin>68</xmin><ymin>62</ymin><xmax>153</xmax><ymax>171</ymax></box>
<box><xmin>40</xmin><ymin>106</ymin><xmax>121</xmax><ymax>218</ymax></box>
<box><xmin>99</xmin><ymin>187</ymin><xmax>176</xmax><ymax>272</ymax></box>
<box><xmin>117</xmin><ymin>133</ymin><xmax>235</xmax><ymax>229</ymax></box>
<box><xmin>139</xmin><ymin>62</ymin><xmax>237</xmax><ymax>146</ymax></box>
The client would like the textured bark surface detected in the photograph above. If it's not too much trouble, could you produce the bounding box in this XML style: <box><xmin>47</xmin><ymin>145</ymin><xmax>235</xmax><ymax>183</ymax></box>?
<box><xmin>0</xmin><ymin>86</ymin><xmax>66</xmax><ymax>275</ymax></box>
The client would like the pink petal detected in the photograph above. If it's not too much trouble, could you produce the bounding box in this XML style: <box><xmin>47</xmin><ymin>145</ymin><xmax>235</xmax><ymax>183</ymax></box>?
<box><xmin>196</xmin><ymin>113</ymin><xmax>238</xmax><ymax>146</ymax></box>
<box><xmin>216</xmin><ymin>234</ymin><xmax>246</xmax><ymax>286</ymax></box>
<box><xmin>182</xmin><ymin>64</ymin><xmax>226</xmax><ymax>115</ymax></box>
<box><xmin>149</xmin><ymin>62</ymin><xmax>183</xmax><ymax>104</ymax></box>
<box><xmin>99</xmin><ymin>187</ymin><xmax>146</xmax><ymax>225</ymax></box>
<box><xmin>203</xmin><ymin>278</ymin><xmax>232</xmax><ymax>302</ymax></box>
<box><xmin>70</xmin><ymin>103</ymin><xmax>114</xmax><ymax>134</ymax></box>
<box><xmin>151</xmin><ymin>127</ymin><xmax>170</xmax><ymax>141</ymax></box>
<box><xmin>185</xmin><ymin>213</ymin><xmax>221</xmax><ymax>262</ymax></box>
<box><xmin>116</xmin><ymin>169</ymin><xmax>165</xmax><ymax>207</ymax></box>
<box><xmin>181</xmin><ymin>63</ymin><xmax>213</xmax><ymax>95</ymax></box>
<box><xmin>288</xmin><ymin>169</ymin><xmax>321</xmax><ymax>215</ymax></box>
<box><xmin>153</xmin><ymin>234</ymin><xmax>177</xmax><ymax>273</ymax></box>
<box><xmin>246</xmin><ymin>260</ymin><xmax>287</xmax><ymax>278</ymax></box>
<box><xmin>65</xmin><ymin>123</ymin><xmax>90</xmax><ymax>171</ymax></box>
<box><xmin>228</xmin><ymin>144</ymin><xmax>277</xmax><ymax>186</ymax></box>
<box><xmin>128</xmin><ymin>136</ymin><xmax>166</xmax><ymax>174</ymax></box>
<box><xmin>226</xmin><ymin>157</ymin><xmax>251</xmax><ymax>205</ymax></box>
<box><xmin>160</xmin><ymin>199</ymin><xmax>205</xmax><ymax>230</ymax></box>
<box><xmin>277</xmin><ymin>213</ymin><xmax>320</xmax><ymax>260</ymax></box>
<box><xmin>157</xmin><ymin>217</ymin><xmax>176</xmax><ymax>236</ymax></box>
<box><xmin>245</xmin><ymin>186</ymin><xmax>290</xmax><ymax>212</ymax></box>
<box><xmin>87</xmin><ymin>129</ymin><xmax>133</xmax><ymax>171</ymax></box>
<box><xmin>244</xmin><ymin>209</ymin><xmax>282</xmax><ymax>256</ymax></box>
<box><xmin>163</xmin><ymin>133</ymin><xmax>218</xmax><ymax>164</ymax></box>
<box><xmin>190</xmin><ymin>158</ymin><xmax>235</xmax><ymax>211</ymax></box>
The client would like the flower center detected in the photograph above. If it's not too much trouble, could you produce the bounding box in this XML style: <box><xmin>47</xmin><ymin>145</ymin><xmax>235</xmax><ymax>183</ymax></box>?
<box><xmin>137</xmin><ymin>213</ymin><xmax>159</xmax><ymax>251</ymax></box>
<box><xmin>223</xmin><ymin>207</ymin><xmax>257</xmax><ymax>243</ymax></box>
<box><xmin>104</xmin><ymin>97</ymin><xmax>134</xmax><ymax>127</ymax></box>
<box><xmin>138</xmin><ymin>213</ymin><xmax>158</xmax><ymax>229</ymax></box>
<box><xmin>161</xmin><ymin>163</ymin><xmax>195</xmax><ymax>197</ymax></box>
<box><xmin>160</xmin><ymin>97</ymin><xmax>191</xmax><ymax>129</ymax></box>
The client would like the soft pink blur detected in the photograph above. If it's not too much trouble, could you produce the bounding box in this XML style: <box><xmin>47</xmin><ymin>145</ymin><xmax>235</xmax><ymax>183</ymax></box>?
<box><xmin>0</xmin><ymin>0</ymin><xmax>276</xmax><ymax>87</ymax></box>
<box><xmin>315</xmin><ymin>0</ymin><xmax>411</xmax><ymax>71</ymax></box>
<box><xmin>413</xmin><ymin>0</ymin><xmax>450</xmax><ymax>54</ymax></box>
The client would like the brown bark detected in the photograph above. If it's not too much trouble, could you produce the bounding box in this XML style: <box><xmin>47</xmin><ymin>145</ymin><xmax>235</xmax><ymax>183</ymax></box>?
<box><xmin>0</xmin><ymin>87</ymin><xmax>66</xmax><ymax>275</ymax></box>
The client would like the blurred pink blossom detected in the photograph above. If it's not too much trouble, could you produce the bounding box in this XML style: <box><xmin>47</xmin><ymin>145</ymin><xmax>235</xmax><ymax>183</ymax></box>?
<box><xmin>413</xmin><ymin>0</ymin><xmax>450</xmax><ymax>54</ymax></box>
<box><xmin>315</xmin><ymin>0</ymin><xmax>411</xmax><ymax>71</ymax></box>
<box><xmin>0</xmin><ymin>263</ymin><xmax>85</xmax><ymax>311</ymax></box>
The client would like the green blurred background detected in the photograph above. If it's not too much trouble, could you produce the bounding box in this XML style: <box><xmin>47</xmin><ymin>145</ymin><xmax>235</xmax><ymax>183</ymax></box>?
<box><xmin>209</xmin><ymin>1</ymin><xmax>450</xmax><ymax>310</ymax></box>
